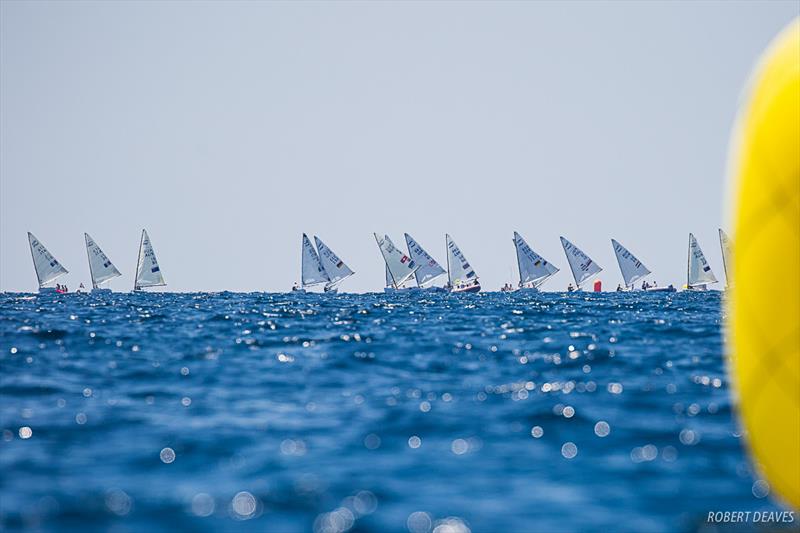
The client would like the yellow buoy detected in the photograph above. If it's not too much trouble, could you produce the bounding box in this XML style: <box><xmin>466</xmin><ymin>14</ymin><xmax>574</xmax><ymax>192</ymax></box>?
<box><xmin>729</xmin><ymin>18</ymin><xmax>800</xmax><ymax>508</ymax></box>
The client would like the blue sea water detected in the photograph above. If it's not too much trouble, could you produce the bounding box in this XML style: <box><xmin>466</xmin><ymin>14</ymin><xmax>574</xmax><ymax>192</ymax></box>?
<box><xmin>0</xmin><ymin>291</ymin><xmax>791</xmax><ymax>532</ymax></box>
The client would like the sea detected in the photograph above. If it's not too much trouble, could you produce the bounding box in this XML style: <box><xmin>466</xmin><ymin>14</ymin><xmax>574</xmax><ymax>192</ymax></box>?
<box><xmin>0</xmin><ymin>291</ymin><xmax>792</xmax><ymax>532</ymax></box>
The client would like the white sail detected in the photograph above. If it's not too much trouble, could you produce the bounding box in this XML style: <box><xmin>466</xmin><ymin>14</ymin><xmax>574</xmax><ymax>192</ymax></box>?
<box><xmin>404</xmin><ymin>233</ymin><xmax>446</xmax><ymax>287</ymax></box>
<box><xmin>719</xmin><ymin>229</ymin><xmax>732</xmax><ymax>287</ymax></box>
<box><xmin>687</xmin><ymin>233</ymin><xmax>718</xmax><ymax>287</ymax></box>
<box><xmin>560</xmin><ymin>236</ymin><xmax>602</xmax><ymax>288</ymax></box>
<box><xmin>611</xmin><ymin>239</ymin><xmax>651</xmax><ymax>289</ymax></box>
<box><xmin>446</xmin><ymin>234</ymin><xmax>478</xmax><ymax>285</ymax></box>
<box><xmin>301</xmin><ymin>233</ymin><xmax>329</xmax><ymax>287</ymax></box>
<box><xmin>135</xmin><ymin>229</ymin><xmax>166</xmax><ymax>290</ymax></box>
<box><xmin>375</xmin><ymin>234</ymin><xmax>418</xmax><ymax>289</ymax></box>
<box><xmin>385</xmin><ymin>238</ymin><xmax>415</xmax><ymax>289</ymax></box>
<box><xmin>85</xmin><ymin>233</ymin><xmax>121</xmax><ymax>288</ymax></box>
<box><xmin>314</xmin><ymin>236</ymin><xmax>354</xmax><ymax>288</ymax></box>
<box><xmin>514</xmin><ymin>231</ymin><xmax>559</xmax><ymax>287</ymax></box>
<box><xmin>27</xmin><ymin>232</ymin><xmax>68</xmax><ymax>288</ymax></box>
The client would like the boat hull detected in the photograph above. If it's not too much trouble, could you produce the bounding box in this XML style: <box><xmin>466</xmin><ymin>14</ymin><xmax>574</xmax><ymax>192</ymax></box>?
<box><xmin>645</xmin><ymin>286</ymin><xmax>677</xmax><ymax>293</ymax></box>
<box><xmin>384</xmin><ymin>287</ymin><xmax>420</xmax><ymax>293</ymax></box>
<box><xmin>420</xmin><ymin>286</ymin><xmax>447</xmax><ymax>293</ymax></box>
<box><xmin>451</xmin><ymin>283</ymin><xmax>481</xmax><ymax>294</ymax></box>
<box><xmin>515</xmin><ymin>286</ymin><xmax>540</xmax><ymax>293</ymax></box>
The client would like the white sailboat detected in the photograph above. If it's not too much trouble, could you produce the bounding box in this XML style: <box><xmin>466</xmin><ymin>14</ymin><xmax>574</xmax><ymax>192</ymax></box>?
<box><xmin>686</xmin><ymin>233</ymin><xmax>717</xmax><ymax>290</ymax></box>
<box><xmin>314</xmin><ymin>236</ymin><xmax>355</xmax><ymax>293</ymax></box>
<box><xmin>719</xmin><ymin>228</ymin><xmax>733</xmax><ymax>288</ymax></box>
<box><xmin>85</xmin><ymin>233</ymin><xmax>121</xmax><ymax>293</ymax></box>
<box><xmin>404</xmin><ymin>233</ymin><xmax>447</xmax><ymax>289</ymax></box>
<box><xmin>375</xmin><ymin>234</ymin><xmax>420</xmax><ymax>292</ymax></box>
<box><xmin>293</xmin><ymin>233</ymin><xmax>330</xmax><ymax>293</ymax></box>
<box><xmin>27</xmin><ymin>232</ymin><xmax>68</xmax><ymax>293</ymax></box>
<box><xmin>560</xmin><ymin>236</ymin><xmax>602</xmax><ymax>291</ymax></box>
<box><xmin>445</xmin><ymin>234</ymin><xmax>481</xmax><ymax>293</ymax></box>
<box><xmin>134</xmin><ymin>229</ymin><xmax>166</xmax><ymax>291</ymax></box>
<box><xmin>611</xmin><ymin>239</ymin><xmax>650</xmax><ymax>290</ymax></box>
<box><xmin>610</xmin><ymin>239</ymin><xmax>675</xmax><ymax>292</ymax></box>
<box><xmin>513</xmin><ymin>231</ymin><xmax>559</xmax><ymax>292</ymax></box>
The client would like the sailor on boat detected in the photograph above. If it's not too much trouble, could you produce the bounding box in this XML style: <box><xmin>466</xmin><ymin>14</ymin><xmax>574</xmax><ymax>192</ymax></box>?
<box><xmin>567</xmin><ymin>283</ymin><xmax>575</xmax><ymax>292</ymax></box>
<box><xmin>292</xmin><ymin>282</ymin><xmax>302</xmax><ymax>292</ymax></box>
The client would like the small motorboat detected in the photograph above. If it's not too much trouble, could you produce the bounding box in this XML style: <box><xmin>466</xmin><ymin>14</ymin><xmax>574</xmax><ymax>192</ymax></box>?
<box><xmin>451</xmin><ymin>278</ymin><xmax>481</xmax><ymax>293</ymax></box>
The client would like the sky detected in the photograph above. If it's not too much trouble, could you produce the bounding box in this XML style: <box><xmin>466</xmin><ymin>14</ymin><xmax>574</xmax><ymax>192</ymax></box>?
<box><xmin>1</xmin><ymin>1</ymin><xmax>797</xmax><ymax>293</ymax></box>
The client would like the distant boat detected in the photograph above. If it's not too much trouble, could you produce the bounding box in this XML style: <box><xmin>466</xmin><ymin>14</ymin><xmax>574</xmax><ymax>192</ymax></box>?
<box><xmin>375</xmin><ymin>234</ymin><xmax>420</xmax><ymax>292</ymax></box>
<box><xmin>28</xmin><ymin>232</ymin><xmax>68</xmax><ymax>293</ymax></box>
<box><xmin>611</xmin><ymin>239</ymin><xmax>675</xmax><ymax>292</ymax></box>
<box><xmin>404</xmin><ymin>233</ymin><xmax>447</xmax><ymax>290</ymax></box>
<box><xmin>85</xmin><ymin>233</ymin><xmax>121</xmax><ymax>293</ymax></box>
<box><xmin>513</xmin><ymin>231</ymin><xmax>559</xmax><ymax>292</ymax></box>
<box><xmin>314</xmin><ymin>236</ymin><xmax>355</xmax><ymax>294</ymax></box>
<box><xmin>445</xmin><ymin>234</ymin><xmax>481</xmax><ymax>293</ymax></box>
<box><xmin>134</xmin><ymin>229</ymin><xmax>166</xmax><ymax>291</ymax></box>
<box><xmin>719</xmin><ymin>228</ymin><xmax>733</xmax><ymax>288</ymax></box>
<box><xmin>293</xmin><ymin>233</ymin><xmax>330</xmax><ymax>293</ymax></box>
<box><xmin>686</xmin><ymin>233</ymin><xmax>718</xmax><ymax>290</ymax></box>
<box><xmin>560</xmin><ymin>236</ymin><xmax>602</xmax><ymax>291</ymax></box>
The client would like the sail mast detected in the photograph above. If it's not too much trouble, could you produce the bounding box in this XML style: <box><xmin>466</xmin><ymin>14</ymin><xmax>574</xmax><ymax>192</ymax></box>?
<box><xmin>445</xmin><ymin>234</ymin><xmax>452</xmax><ymax>285</ymax></box>
<box><xmin>719</xmin><ymin>229</ymin><xmax>732</xmax><ymax>287</ymax></box>
<box><xmin>134</xmin><ymin>230</ymin><xmax>144</xmax><ymax>291</ymax></box>
<box><xmin>375</xmin><ymin>233</ymin><xmax>399</xmax><ymax>289</ymax></box>
<box><xmin>686</xmin><ymin>233</ymin><xmax>691</xmax><ymax>288</ymax></box>
<box><xmin>85</xmin><ymin>233</ymin><xmax>97</xmax><ymax>289</ymax></box>
<box><xmin>720</xmin><ymin>231</ymin><xmax>728</xmax><ymax>285</ymax></box>
<box><xmin>561</xmin><ymin>236</ymin><xmax>580</xmax><ymax>287</ymax></box>
<box><xmin>514</xmin><ymin>236</ymin><xmax>524</xmax><ymax>286</ymax></box>
<box><xmin>28</xmin><ymin>234</ymin><xmax>43</xmax><ymax>288</ymax></box>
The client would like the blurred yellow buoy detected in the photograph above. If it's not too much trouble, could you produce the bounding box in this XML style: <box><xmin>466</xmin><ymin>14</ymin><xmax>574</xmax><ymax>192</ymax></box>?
<box><xmin>729</xmin><ymin>18</ymin><xmax>800</xmax><ymax>508</ymax></box>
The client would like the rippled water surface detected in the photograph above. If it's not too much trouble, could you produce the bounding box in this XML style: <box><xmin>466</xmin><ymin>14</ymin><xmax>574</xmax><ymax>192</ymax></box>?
<box><xmin>0</xmin><ymin>291</ymin><xmax>785</xmax><ymax>532</ymax></box>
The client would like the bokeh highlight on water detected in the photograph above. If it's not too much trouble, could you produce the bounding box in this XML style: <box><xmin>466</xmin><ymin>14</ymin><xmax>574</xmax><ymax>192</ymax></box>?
<box><xmin>0</xmin><ymin>291</ymin><xmax>787</xmax><ymax>532</ymax></box>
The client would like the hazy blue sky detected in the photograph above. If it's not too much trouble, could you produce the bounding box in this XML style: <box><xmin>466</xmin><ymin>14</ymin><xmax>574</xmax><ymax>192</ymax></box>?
<box><xmin>1</xmin><ymin>1</ymin><xmax>797</xmax><ymax>292</ymax></box>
